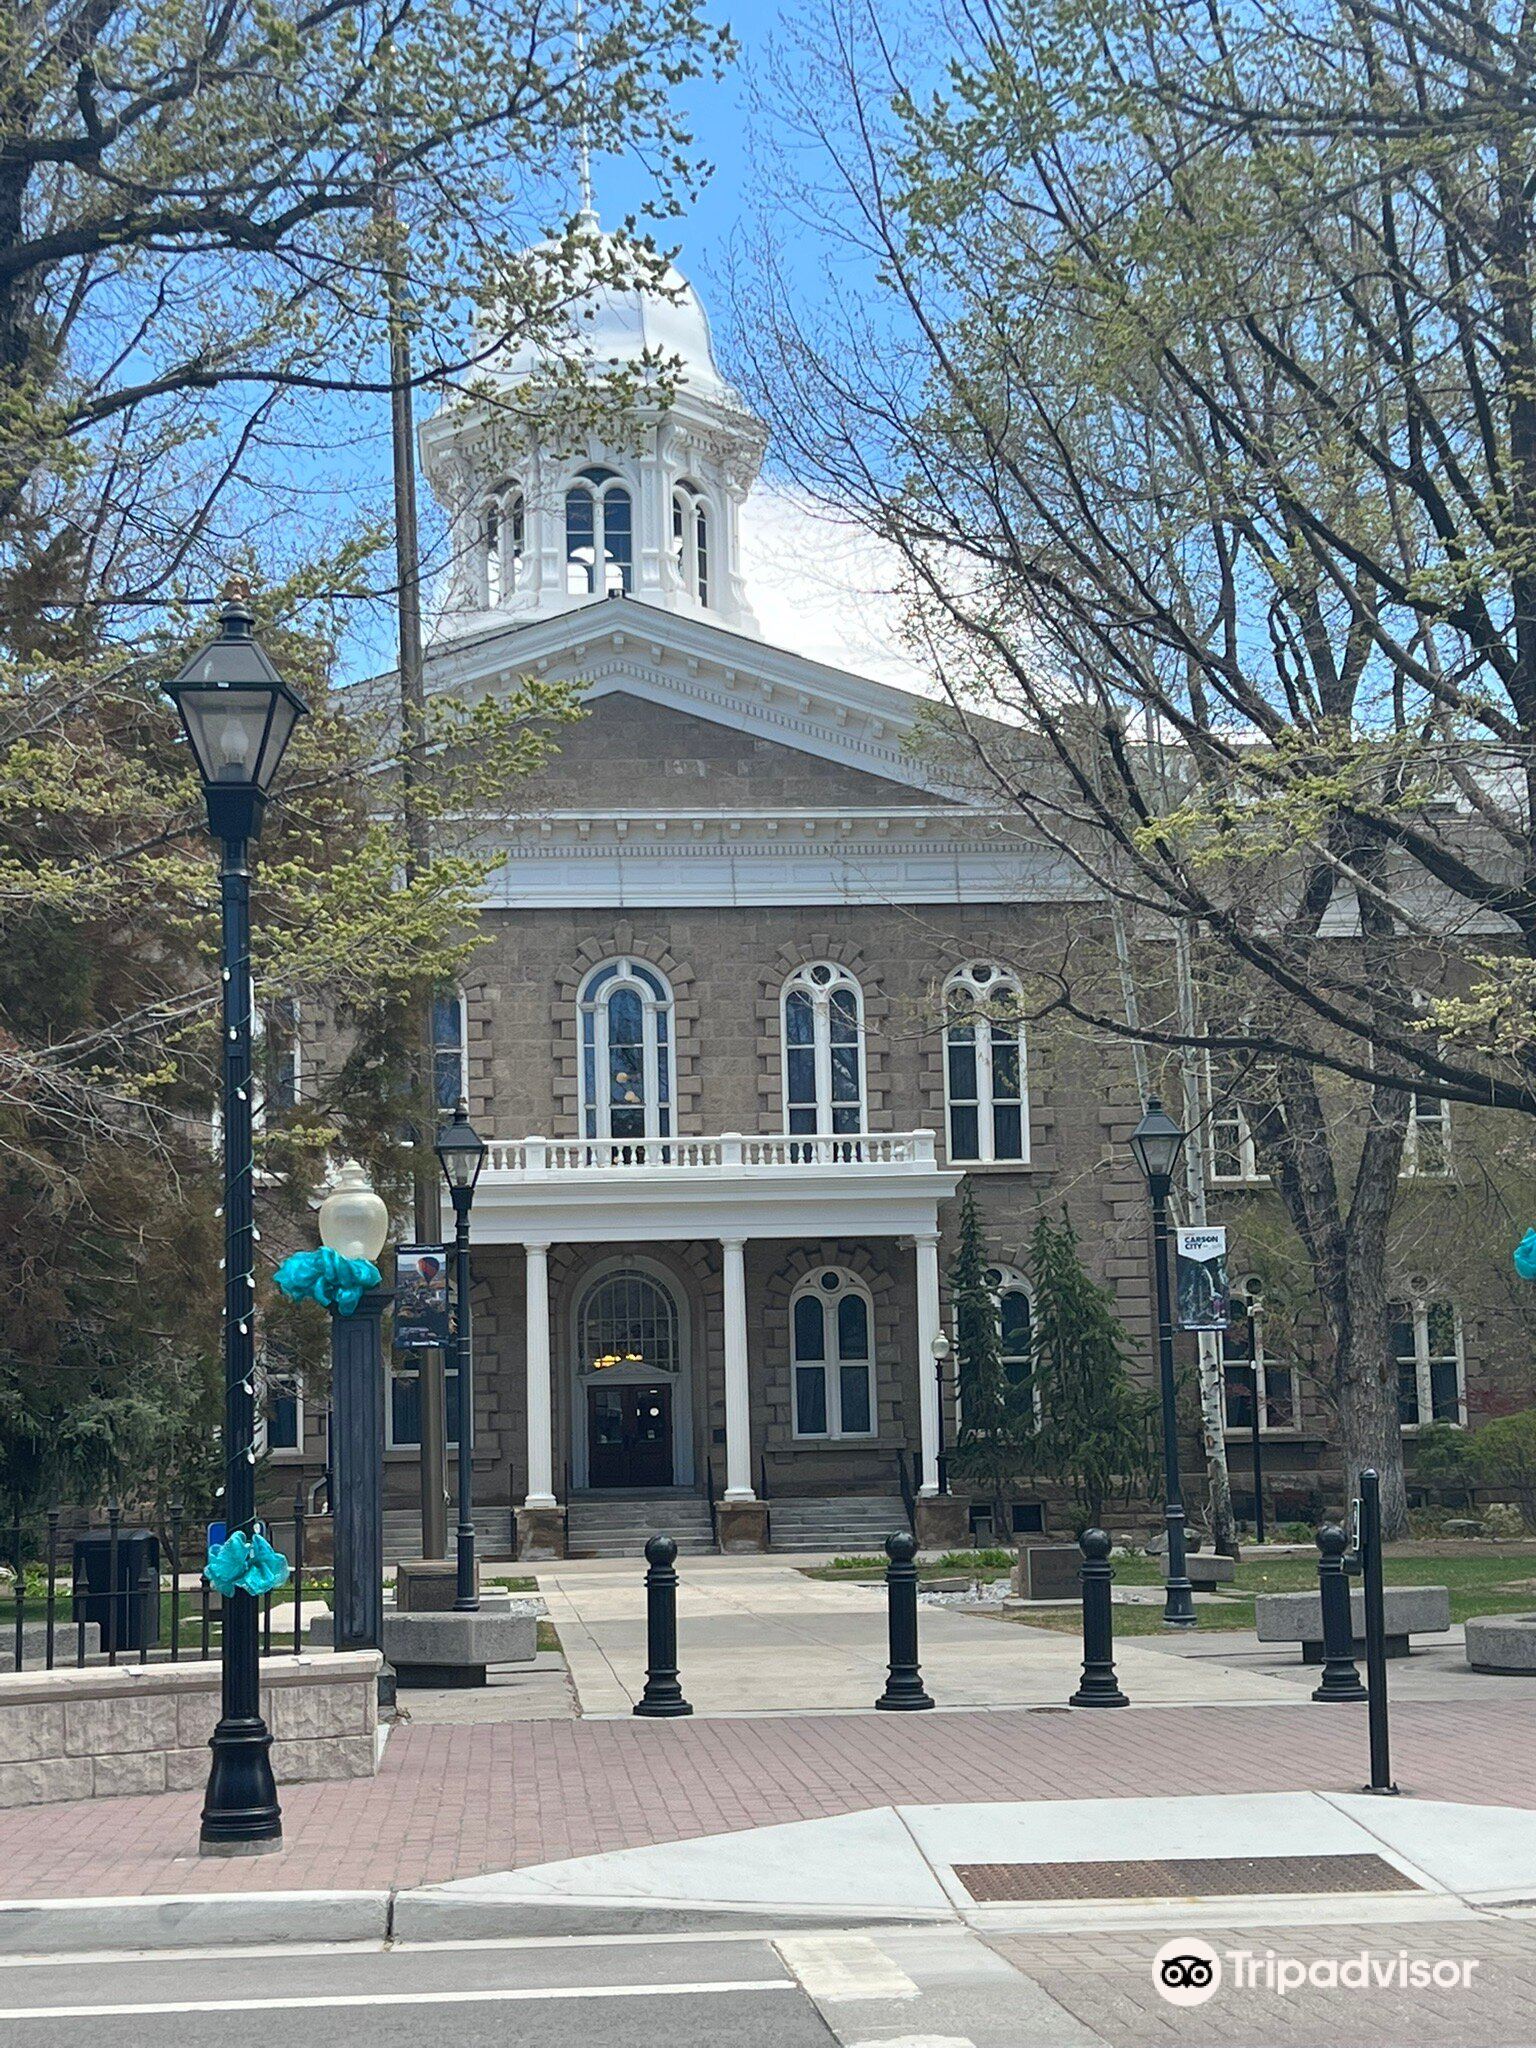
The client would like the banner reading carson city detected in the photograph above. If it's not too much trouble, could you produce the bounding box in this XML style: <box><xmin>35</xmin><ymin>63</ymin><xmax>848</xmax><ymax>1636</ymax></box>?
<box><xmin>1175</xmin><ymin>1225</ymin><xmax>1230</xmax><ymax>1331</ymax></box>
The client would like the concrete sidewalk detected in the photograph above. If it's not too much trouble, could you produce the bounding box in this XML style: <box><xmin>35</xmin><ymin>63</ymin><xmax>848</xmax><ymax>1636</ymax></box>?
<box><xmin>534</xmin><ymin>1557</ymin><xmax>1303</xmax><ymax>1713</ymax></box>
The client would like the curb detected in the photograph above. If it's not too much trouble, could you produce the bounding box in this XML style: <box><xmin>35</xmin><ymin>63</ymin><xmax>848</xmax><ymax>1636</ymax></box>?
<box><xmin>0</xmin><ymin>1889</ymin><xmax>390</xmax><ymax>1955</ymax></box>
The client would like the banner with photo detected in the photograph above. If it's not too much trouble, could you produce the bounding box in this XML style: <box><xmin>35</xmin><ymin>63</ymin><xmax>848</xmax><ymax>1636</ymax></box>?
<box><xmin>394</xmin><ymin>1244</ymin><xmax>450</xmax><ymax>1349</ymax></box>
<box><xmin>1175</xmin><ymin>1225</ymin><xmax>1230</xmax><ymax>1331</ymax></box>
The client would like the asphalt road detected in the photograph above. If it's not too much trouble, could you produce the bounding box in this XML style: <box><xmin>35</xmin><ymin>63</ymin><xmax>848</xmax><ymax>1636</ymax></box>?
<box><xmin>0</xmin><ymin>1933</ymin><xmax>836</xmax><ymax>2048</ymax></box>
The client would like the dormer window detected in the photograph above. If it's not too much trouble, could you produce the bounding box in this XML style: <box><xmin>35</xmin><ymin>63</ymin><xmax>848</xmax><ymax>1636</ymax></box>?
<box><xmin>671</xmin><ymin>479</ymin><xmax>711</xmax><ymax>606</ymax></box>
<box><xmin>481</xmin><ymin>487</ymin><xmax>524</xmax><ymax>606</ymax></box>
<box><xmin>566</xmin><ymin>466</ymin><xmax>633</xmax><ymax>595</ymax></box>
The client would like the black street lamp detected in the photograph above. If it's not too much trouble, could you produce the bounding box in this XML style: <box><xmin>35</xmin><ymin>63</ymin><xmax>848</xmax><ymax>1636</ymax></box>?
<box><xmin>1128</xmin><ymin>1097</ymin><xmax>1197</xmax><ymax>1628</ymax></box>
<box><xmin>168</xmin><ymin>580</ymin><xmax>308</xmax><ymax>1854</ymax></box>
<box><xmin>435</xmin><ymin>1096</ymin><xmax>487</xmax><ymax>1611</ymax></box>
<box><xmin>932</xmin><ymin>1332</ymin><xmax>953</xmax><ymax>1496</ymax></box>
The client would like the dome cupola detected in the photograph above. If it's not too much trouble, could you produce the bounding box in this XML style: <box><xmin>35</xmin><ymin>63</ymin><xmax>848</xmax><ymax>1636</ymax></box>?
<box><xmin>421</xmin><ymin>218</ymin><xmax>765</xmax><ymax>639</ymax></box>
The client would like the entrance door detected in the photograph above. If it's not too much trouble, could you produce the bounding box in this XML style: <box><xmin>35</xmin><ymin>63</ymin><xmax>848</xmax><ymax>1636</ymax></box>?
<box><xmin>587</xmin><ymin>1383</ymin><xmax>674</xmax><ymax>1489</ymax></box>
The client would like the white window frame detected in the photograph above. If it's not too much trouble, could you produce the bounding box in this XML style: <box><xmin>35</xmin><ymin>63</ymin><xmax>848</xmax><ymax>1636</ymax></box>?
<box><xmin>258</xmin><ymin>1366</ymin><xmax>304</xmax><ymax>1457</ymax></box>
<box><xmin>790</xmin><ymin>1268</ymin><xmax>877</xmax><ymax>1441</ymax></box>
<box><xmin>386</xmin><ymin>1357</ymin><xmax>460</xmax><ymax>1451</ymax></box>
<box><xmin>1205</xmin><ymin>1056</ymin><xmax>1268</xmax><ymax>1183</ymax></box>
<box><xmin>432</xmin><ymin>987</ymin><xmax>469</xmax><ymax>1115</ymax></box>
<box><xmin>1217</xmin><ymin>1279</ymin><xmax>1299</xmax><ymax>1434</ymax></box>
<box><xmin>1391</xmin><ymin>1297</ymin><xmax>1466</xmax><ymax>1429</ymax></box>
<box><xmin>565</xmin><ymin>465</ymin><xmax>633</xmax><ymax>595</ymax></box>
<box><xmin>579</xmin><ymin>958</ymin><xmax>674</xmax><ymax>1142</ymax></box>
<box><xmin>480</xmin><ymin>485</ymin><xmax>524</xmax><ymax>606</ymax></box>
<box><xmin>984</xmin><ymin>1264</ymin><xmax>1040</xmax><ymax>1423</ymax></box>
<box><xmin>671</xmin><ymin>479</ymin><xmax>711</xmax><ymax>605</ymax></box>
<box><xmin>781</xmin><ymin>962</ymin><xmax>866</xmax><ymax>1138</ymax></box>
<box><xmin>249</xmin><ymin>995</ymin><xmax>300</xmax><ymax>1138</ymax></box>
<box><xmin>1402</xmin><ymin>1092</ymin><xmax>1451</xmax><ymax>1179</ymax></box>
<box><xmin>943</xmin><ymin>962</ymin><xmax>1029</xmax><ymax>1164</ymax></box>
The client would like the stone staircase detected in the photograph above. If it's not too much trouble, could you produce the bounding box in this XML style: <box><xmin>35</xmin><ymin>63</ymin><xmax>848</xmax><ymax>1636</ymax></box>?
<box><xmin>766</xmin><ymin>1496</ymin><xmax>911</xmax><ymax>1554</ymax></box>
<box><xmin>381</xmin><ymin>1508</ymin><xmax>511</xmax><ymax>1567</ymax></box>
<box><xmin>565</xmin><ymin>1493</ymin><xmax>716</xmax><ymax>1558</ymax></box>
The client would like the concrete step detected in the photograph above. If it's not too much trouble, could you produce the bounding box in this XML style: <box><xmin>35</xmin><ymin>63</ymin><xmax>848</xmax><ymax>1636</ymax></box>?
<box><xmin>767</xmin><ymin>1497</ymin><xmax>910</xmax><ymax>1553</ymax></box>
<box><xmin>382</xmin><ymin>1508</ymin><xmax>511</xmax><ymax>1567</ymax></box>
<box><xmin>566</xmin><ymin>1496</ymin><xmax>715</xmax><ymax>1559</ymax></box>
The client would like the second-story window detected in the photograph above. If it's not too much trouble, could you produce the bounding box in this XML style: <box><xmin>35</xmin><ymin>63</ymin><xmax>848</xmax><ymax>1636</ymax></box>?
<box><xmin>1403</xmin><ymin>1092</ymin><xmax>1451</xmax><ymax>1178</ymax></box>
<box><xmin>1205</xmin><ymin>1055</ymin><xmax>1269</xmax><ymax>1182</ymax></box>
<box><xmin>566</xmin><ymin>466</ymin><xmax>633</xmax><ymax>595</ymax></box>
<box><xmin>433</xmin><ymin>989</ymin><xmax>468</xmax><ymax>1112</ymax></box>
<box><xmin>782</xmin><ymin>961</ymin><xmax>865</xmax><ymax>1137</ymax></box>
<box><xmin>580</xmin><ymin>958</ymin><xmax>673</xmax><ymax>1141</ymax></box>
<box><xmin>944</xmin><ymin>963</ymin><xmax>1028</xmax><ymax>1163</ymax></box>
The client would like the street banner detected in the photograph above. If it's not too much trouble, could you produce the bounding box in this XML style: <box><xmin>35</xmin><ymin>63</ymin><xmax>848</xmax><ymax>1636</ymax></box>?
<box><xmin>394</xmin><ymin>1244</ymin><xmax>450</xmax><ymax>1349</ymax></box>
<box><xmin>1175</xmin><ymin>1225</ymin><xmax>1230</xmax><ymax>1330</ymax></box>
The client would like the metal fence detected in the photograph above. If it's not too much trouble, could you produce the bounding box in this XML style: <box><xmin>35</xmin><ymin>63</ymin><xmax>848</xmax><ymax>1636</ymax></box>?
<box><xmin>4</xmin><ymin>1491</ymin><xmax>318</xmax><ymax>1672</ymax></box>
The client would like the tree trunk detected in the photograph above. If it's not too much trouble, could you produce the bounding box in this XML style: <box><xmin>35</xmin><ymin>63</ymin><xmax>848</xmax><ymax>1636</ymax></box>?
<box><xmin>1335</xmin><ymin>1315</ymin><xmax>1409</xmax><ymax>1538</ymax></box>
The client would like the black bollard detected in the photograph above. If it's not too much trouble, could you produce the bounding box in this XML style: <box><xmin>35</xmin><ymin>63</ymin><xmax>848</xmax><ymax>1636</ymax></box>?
<box><xmin>1071</xmin><ymin>1528</ymin><xmax>1129</xmax><ymax>1707</ymax></box>
<box><xmin>1312</xmin><ymin>1524</ymin><xmax>1367</xmax><ymax>1703</ymax></box>
<box><xmin>633</xmin><ymin>1534</ymin><xmax>693</xmax><ymax>1718</ymax></box>
<box><xmin>875</xmin><ymin>1530</ymin><xmax>935</xmax><ymax>1710</ymax></box>
<box><xmin>1359</xmin><ymin>1470</ymin><xmax>1398</xmax><ymax>1793</ymax></box>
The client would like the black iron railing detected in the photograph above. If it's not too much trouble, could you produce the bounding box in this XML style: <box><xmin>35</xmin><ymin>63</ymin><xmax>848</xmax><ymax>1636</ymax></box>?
<box><xmin>896</xmin><ymin>1449</ymin><xmax>917</xmax><ymax>1534</ymax></box>
<box><xmin>2</xmin><ymin>1490</ymin><xmax>318</xmax><ymax>1673</ymax></box>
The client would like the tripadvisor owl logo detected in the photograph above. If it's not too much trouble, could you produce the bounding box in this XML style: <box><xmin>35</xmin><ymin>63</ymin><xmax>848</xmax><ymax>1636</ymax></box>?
<box><xmin>1153</xmin><ymin>1936</ymin><xmax>1222</xmax><ymax>2007</ymax></box>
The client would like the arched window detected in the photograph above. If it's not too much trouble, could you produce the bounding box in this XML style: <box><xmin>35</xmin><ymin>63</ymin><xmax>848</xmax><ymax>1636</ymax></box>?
<box><xmin>579</xmin><ymin>1269</ymin><xmax>680</xmax><ymax>1377</ymax></box>
<box><xmin>671</xmin><ymin>479</ymin><xmax>710</xmax><ymax>606</ymax></box>
<box><xmin>1219</xmin><ymin>1278</ymin><xmax>1298</xmax><ymax>1432</ymax></box>
<box><xmin>782</xmin><ymin>962</ymin><xmax>865</xmax><ymax>1138</ymax></box>
<box><xmin>791</xmin><ymin>1267</ymin><xmax>875</xmax><ymax>1439</ymax></box>
<box><xmin>251</xmin><ymin>995</ymin><xmax>300</xmax><ymax>1134</ymax></box>
<box><xmin>565</xmin><ymin>466</ymin><xmax>633</xmax><ymax>595</ymax></box>
<box><xmin>432</xmin><ymin>988</ymin><xmax>467</xmax><ymax>1112</ymax></box>
<box><xmin>985</xmin><ymin>1265</ymin><xmax>1035</xmax><ymax>1400</ymax></box>
<box><xmin>944</xmin><ymin>962</ymin><xmax>1027</xmax><ymax>1162</ymax></box>
<box><xmin>1390</xmin><ymin>1294</ymin><xmax>1463</xmax><ymax>1428</ymax></box>
<box><xmin>580</xmin><ymin>958</ymin><xmax>673</xmax><ymax>1142</ymax></box>
<box><xmin>481</xmin><ymin>488</ymin><xmax>524</xmax><ymax>605</ymax></box>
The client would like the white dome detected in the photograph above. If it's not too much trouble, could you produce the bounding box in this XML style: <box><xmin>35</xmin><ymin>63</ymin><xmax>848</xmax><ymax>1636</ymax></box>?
<box><xmin>493</xmin><ymin>218</ymin><xmax>728</xmax><ymax>399</ymax></box>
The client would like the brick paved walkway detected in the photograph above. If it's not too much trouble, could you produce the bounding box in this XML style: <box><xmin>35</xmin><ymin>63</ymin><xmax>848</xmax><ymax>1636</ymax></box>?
<box><xmin>2</xmin><ymin>1700</ymin><xmax>1532</xmax><ymax>1902</ymax></box>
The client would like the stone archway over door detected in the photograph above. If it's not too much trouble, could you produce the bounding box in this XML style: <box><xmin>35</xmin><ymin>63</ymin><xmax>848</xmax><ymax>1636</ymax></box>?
<box><xmin>571</xmin><ymin>1260</ymin><xmax>693</xmax><ymax>1490</ymax></box>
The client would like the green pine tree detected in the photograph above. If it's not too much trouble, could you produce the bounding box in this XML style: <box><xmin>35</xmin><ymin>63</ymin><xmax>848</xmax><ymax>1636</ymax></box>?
<box><xmin>946</xmin><ymin>1181</ymin><xmax>1032</xmax><ymax>1527</ymax></box>
<box><xmin>1028</xmin><ymin>1208</ymin><xmax>1155</xmax><ymax>1529</ymax></box>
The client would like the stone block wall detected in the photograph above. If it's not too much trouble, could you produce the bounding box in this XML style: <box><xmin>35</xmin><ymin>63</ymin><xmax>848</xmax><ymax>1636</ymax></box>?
<box><xmin>0</xmin><ymin>1650</ymin><xmax>381</xmax><ymax>1807</ymax></box>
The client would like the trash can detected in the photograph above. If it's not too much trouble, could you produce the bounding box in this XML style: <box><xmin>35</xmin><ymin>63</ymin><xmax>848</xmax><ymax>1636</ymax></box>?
<box><xmin>72</xmin><ymin>1530</ymin><xmax>161</xmax><ymax>1656</ymax></box>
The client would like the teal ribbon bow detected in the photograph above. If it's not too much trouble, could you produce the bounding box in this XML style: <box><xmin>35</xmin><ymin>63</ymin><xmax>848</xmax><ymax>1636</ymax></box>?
<box><xmin>272</xmin><ymin>1245</ymin><xmax>381</xmax><ymax>1317</ymax></box>
<box><xmin>205</xmin><ymin>1526</ymin><xmax>291</xmax><ymax>1599</ymax></box>
<box><xmin>1514</xmin><ymin>1229</ymin><xmax>1536</xmax><ymax>1282</ymax></box>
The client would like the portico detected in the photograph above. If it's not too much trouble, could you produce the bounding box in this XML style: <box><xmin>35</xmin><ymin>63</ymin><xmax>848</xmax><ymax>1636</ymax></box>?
<box><xmin>462</xmin><ymin>1132</ymin><xmax>961</xmax><ymax>1555</ymax></box>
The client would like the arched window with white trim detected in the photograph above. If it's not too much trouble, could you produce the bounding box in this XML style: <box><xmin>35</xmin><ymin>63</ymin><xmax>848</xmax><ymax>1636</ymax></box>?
<box><xmin>1219</xmin><ymin>1277</ymin><xmax>1298</xmax><ymax>1431</ymax></box>
<box><xmin>782</xmin><ymin>962</ymin><xmax>865</xmax><ymax>1137</ymax></box>
<box><xmin>791</xmin><ymin>1267</ymin><xmax>875</xmax><ymax>1439</ymax></box>
<box><xmin>481</xmin><ymin>487</ymin><xmax>524</xmax><ymax>605</ymax></box>
<box><xmin>986</xmin><ymin>1265</ymin><xmax>1035</xmax><ymax>1406</ymax></box>
<box><xmin>671</xmin><ymin>479</ymin><xmax>710</xmax><ymax>606</ymax></box>
<box><xmin>580</xmin><ymin>958</ymin><xmax>673</xmax><ymax>1142</ymax></box>
<box><xmin>565</xmin><ymin>466</ymin><xmax>633</xmax><ymax>595</ymax></box>
<box><xmin>944</xmin><ymin>963</ymin><xmax>1027</xmax><ymax>1163</ymax></box>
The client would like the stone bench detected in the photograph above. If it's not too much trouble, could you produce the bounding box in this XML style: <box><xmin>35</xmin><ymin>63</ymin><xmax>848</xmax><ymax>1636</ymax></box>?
<box><xmin>1187</xmin><ymin>1554</ymin><xmax>1236</xmax><ymax>1589</ymax></box>
<box><xmin>1255</xmin><ymin>1585</ymin><xmax>1450</xmax><ymax>1662</ymax></box>
<box><xmin>1465</xmin><ymin>1613</ymin><xmax>1536</xmax><ymax>1674</ymax></box>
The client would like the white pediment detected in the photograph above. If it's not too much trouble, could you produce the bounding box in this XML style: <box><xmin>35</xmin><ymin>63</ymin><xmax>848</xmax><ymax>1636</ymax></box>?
<box><xmin>424</xmin><ymin>593</ymin><xmax>954</xmax><ymax>800</ymax></box>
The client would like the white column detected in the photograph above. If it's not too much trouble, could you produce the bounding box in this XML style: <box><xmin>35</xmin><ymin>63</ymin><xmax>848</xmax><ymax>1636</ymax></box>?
<box><xmin>721</xmin><ymin>1236</ymin><xmax>755</xmax><ymax>1501</ymax></box>
<box><xmin>915</xmin><ymin>1232</ymin><xmax>942</xmax><ymax>1496</ymax></box>
<box><xmin>523</xmin><ymin>1240</ymin><xmax>556</xmax><ymax>1507</ymax></box>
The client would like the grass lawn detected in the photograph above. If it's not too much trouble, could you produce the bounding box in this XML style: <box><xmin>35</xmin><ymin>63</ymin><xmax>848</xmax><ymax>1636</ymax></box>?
<box><xmin>991</xmin><ymin>1543</ymin><xmax>1536</xmax><ymax>1634</ymax></box>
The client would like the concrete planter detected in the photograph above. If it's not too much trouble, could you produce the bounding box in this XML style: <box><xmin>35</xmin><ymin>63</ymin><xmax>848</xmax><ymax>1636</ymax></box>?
<box><xmin>1465</xmin><ymin>1613</ymin><xmax>1536</xmax><ymax>1674</ymax></box>
<box><xmin>0</xmin><ymin>1650</ymin><xmax>382</xmax><ymax>1806</ymax></box>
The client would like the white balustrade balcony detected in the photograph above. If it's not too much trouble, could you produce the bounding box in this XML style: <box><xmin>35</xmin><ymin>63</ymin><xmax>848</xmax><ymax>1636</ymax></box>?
<box><xmin>460</xmin><ymin>1129</ymin><xmax>961</xmax><ymax>1245</ymax></box>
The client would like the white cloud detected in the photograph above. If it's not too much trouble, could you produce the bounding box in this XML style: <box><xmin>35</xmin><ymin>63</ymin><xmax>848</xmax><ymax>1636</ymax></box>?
<box><xmin>737</xmin><ymin>486</ymin><xmax>938</xmax><ymax>695</ymax></box>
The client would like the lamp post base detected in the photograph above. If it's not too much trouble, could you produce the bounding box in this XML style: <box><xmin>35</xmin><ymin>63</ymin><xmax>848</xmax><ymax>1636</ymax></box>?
<box><xmin>199</xmin><ymin>1716</ymin><xmax>282</xmax><ymax>1856</ymax></box>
